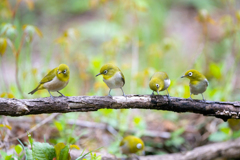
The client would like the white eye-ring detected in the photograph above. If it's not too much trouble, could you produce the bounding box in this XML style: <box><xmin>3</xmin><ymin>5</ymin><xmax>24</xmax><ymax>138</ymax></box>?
<box><xmin>156</xmin><ymin>84</ymin><xmax>159</xmax><ymax>88</ymax></box>
<box><xmin>63</xmin><ymin>70</ymin><xmax>67</xmax><ymax>74</ymax></box>
<box><xmin>137</xmin><ymin>143</ymin><xmax>142</xmax><ymax>149</ymax></box>
<box><xmin>188</xmin><ymin>72</ymin><xmax>192</xmax><ymax>76</ymax></box>
<box><xmin>103</xmin><ymin>70</ymin><xmax>108</xmax><ymax>74</ymax></box>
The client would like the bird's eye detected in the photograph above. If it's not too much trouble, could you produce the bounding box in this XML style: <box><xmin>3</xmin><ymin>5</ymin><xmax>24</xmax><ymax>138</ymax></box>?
<box><xmin>156</xmin><ymin>84</ymin><xmax>159</xmax><ymax>88</ymax></box>
<box><xmin>103</xmin><ymin>70</ymin><xmax>108</xmax><ymax>74</ymax></box>
<box><xmin>188</xmin><ymin>72</ymin><xmax>193</xmax><ymax>76</ymax></box>
<box><xmin>136</xmin><ymin>143</ymin><xmax>142</xmax><ymax>149</ymax></box>
<box><xmin>63</xmin><ymin>69</ymin><xmax>67</xmax><ymax>74</ymax></box>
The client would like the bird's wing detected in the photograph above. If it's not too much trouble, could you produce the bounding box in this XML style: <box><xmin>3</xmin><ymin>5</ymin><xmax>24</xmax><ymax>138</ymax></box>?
<box><xmin>119</xmin><ymin>139</ymin><xmax>125</xmax><ymax>146</ymax></box>
<box><xmin>39</xmin><ymin>67</ymin><xmax>57</xmax><ymax>84</ymax></box>
<box><xmin>120</xmin><ymin>71</ymin><xmax>125</xmax><ymax>85</ymax></box>
<box><xmin>204</xmin><ymin>79</ymin><xmax>209</xmax><ymax>86</ymax></box>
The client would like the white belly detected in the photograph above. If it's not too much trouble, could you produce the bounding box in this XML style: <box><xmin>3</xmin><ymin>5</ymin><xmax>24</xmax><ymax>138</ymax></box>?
<box><xmin>43</xmin><ymin>76</ymin><xmax>68</xmax><ymax>92</ymax></box>
<box><xmin>190</xmin><ymin>79</ymin><xmax>208</xmax><ymax>95</ymax></box>
<box><xmin>103</xmin><ymin>72</ymin><xmax>124</xmax><ymax>89</ymax></box>
<box><xmin>163</xmin><ymin>79</ymin><xmax>170</xmax><ymax>90</ymax></box>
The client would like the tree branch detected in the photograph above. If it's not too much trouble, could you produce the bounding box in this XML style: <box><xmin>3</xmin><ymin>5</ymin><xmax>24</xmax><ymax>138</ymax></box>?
<box><xmin>1</xmin><ymin>95</ymin><xmax>240</xmax><ymax>121</ymax></box>
<box><xmin>90</xmin><ymin>138</ymin><xmax>240</xmax><ymax>160</ymax></box>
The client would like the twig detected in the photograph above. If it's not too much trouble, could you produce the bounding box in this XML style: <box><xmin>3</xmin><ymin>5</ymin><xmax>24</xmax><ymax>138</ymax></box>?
<box><xmin>7</xmin><ymin>118</ymin><xmax>171</xmax><ymax>139</ymax></box>
<box><xmin>9</xmin><ymin>113</ymin><xmax>59</xmax><ymax>141</ymax></box>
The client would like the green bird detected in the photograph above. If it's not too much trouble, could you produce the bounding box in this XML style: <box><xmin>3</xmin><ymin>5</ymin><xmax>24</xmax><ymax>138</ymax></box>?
<box><xmin>96</xmin><ymin>63</ymin><xmax>126</xmax><ymax>97</ymax></box>
<box><xmin>28</xmin><ymin>64</ymin><xmax>70</xmax><ymax>100</ymax></box>
<box><xmin>120</xmin><ymin>135</ymin><xmax>145</xmax><ymax>156</ymax></box>
<box><xmin>149</xmin><ymin>72</ymin><xmax>171</xmax><ymax>96</ymax></box>
<box><xmin>181</xmin><ymin>69</ymin><xmax>208</xmax><ymax>101</ymax></box>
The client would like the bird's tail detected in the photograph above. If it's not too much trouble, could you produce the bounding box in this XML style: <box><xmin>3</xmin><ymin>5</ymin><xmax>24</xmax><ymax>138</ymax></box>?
<box><xmin>28</xmin><ymin>85</ymin><xmax>40</xmax><ymax>95</ymax></box>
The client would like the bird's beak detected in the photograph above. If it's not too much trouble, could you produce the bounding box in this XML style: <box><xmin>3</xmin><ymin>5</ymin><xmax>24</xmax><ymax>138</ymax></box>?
<box><xmin>58</xmin><ymin>71</ymin><xmax>62</xmax><ymax>74</ymax></box>
<box><xmin>181</xmin><ymin>75</ymin><xmax>185</xmax><ymax>78</ymax></box>
<box><xmin>95</xmin><ymin>73</ymin><xmax>101</xmax><ymax>77</ymax></box>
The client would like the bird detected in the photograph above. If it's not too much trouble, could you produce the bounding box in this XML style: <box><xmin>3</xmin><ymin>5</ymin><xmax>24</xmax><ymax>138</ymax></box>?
<box><xmin>181</xmin><ymin>69</ymin><xmax>208</xmax><ymax>101</ymax></box>
<box><xmin>120</xmin><ymin>135</ymin><xmax>145</xmax><ymax>156</ymax></box>
<box><xmin>228</xmin><ymin>119</ymin><xmax>240</xmax><ymax>132</ymax></box>
<box><xmin>96</xmin><ymin>63</ymin><xmax>126</xmax><ymax>97</ymax></box>
<box><xmin>149</xmin><ymin>72</ymin><xmax>170</xmax><ymax>96</ymax></box>
<box><xmin>28</xmin><ymin>64</ymin><xmax>70</xmax><ymax>100</ymax></box>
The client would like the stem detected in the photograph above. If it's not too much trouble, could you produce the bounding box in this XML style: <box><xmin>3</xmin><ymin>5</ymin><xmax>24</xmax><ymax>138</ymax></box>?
<box><xmin>11</xmin><ymin>0</ymin><xmax>22</xmax><ymax>20</ymax></box>
<box><xmin>15</xmin><ymin>56</ymin><xmax>24</xmax><ymax>98</ymax></box>
<box><xmin>14</xmin><ymin>33</ymin><xmax>26</xmax><ymax>98</ymax></box>
<box><xmin>0</xmin><ymin>57</ymin><xmax>9</xmax><ymax>92</ymax></box>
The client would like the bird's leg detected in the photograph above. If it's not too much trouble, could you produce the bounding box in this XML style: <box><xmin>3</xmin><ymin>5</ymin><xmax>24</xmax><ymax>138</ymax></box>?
<box><xmin>166</xmin><ymin>89</ymin><xmax>170</xmax><ymax>97</ymax></box>
<box><xmin>151</xmin><ymin>91</ymin><xmax>155</xmax><ymax>96</ymax></box>
<box><xmin>121</xmin><ymin>87</ymin><xmax>127</xmax><ymax>98</ymax></box>
<box><xmin>108</xmin><ymin>89</ymin><xmax>112</xmax><ymax>98</ymax></box>
<box><xmin>57</xmin><ymin>91</ymin><xmax>65</xmax><ymax>97</ymax></box>
<box><xmin>48</xmin><ymin>90</ymin><xmax>54</xmax><ymax>100</ymax></box>
<box><xmin>201</xmin><ymin>94</ymin><xmax>206</xmax><ymax>102</ymax></box>
<box><xmin>166</xmin><ymin>89</ymin><xmax>171</xmax><ymax>102</ymax></box>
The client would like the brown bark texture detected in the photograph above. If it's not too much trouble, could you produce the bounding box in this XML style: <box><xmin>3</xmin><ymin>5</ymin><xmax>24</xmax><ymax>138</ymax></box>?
<box><xmin>1</xmin><ymin>95</ymin><xmax>240</xmax><ymax>121</ymax></box>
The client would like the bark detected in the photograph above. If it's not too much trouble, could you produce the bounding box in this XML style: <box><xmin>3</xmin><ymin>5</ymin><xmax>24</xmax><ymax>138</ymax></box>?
<box><xmin>1</xmin><ymin>95</ymin><xmax>240</xmax><ymax>121</ymax></box>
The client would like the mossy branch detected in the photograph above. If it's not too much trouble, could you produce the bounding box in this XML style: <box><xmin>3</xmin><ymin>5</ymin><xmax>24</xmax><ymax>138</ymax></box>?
<box><xmin>1</xmin><ymin>95</ymin><xmax>240</xmax><ymax>121</ymax></box>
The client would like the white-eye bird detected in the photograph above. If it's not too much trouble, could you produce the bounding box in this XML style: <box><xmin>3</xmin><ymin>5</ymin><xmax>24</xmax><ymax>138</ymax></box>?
<box><xmin>181</xmin><ymin>69</ymin><xmax>208</xmax><ymax>101</ymax></box>
<box><xmin>96</xmin><ymin>63</ymin><xmax>126</xmax><ymax>97</ymax></box>
<box><xmin>120</xmin><ymin>135</ymin><xmax>145</xmax><ymax>156</ymax></box>
<box><xmin>28</xmin><ymin>64</ymin><xmax>70</xmax><ymax>100</ymax></box>
<box><xmin>149</xmin><ymin>72</ymin><xmax>170</xmax><ymax>96</ymax></box>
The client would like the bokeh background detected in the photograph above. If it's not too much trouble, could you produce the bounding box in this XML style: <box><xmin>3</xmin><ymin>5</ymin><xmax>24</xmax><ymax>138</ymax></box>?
<box><xmin>1</xmin><ymin>0</ymin><xmax>240</xmax><ymax>159</ymax></box>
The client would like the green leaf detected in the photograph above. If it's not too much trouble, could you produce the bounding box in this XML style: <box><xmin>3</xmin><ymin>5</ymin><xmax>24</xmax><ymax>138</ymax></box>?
<box><xmin>76</xmin><ymin>147</ymin><xmax>103</xmax><ymax>160</ymax></box>
<box><xmin>4</xmin><ymin>155</ymin><xmax>12</xmax><ymax>160</ymax></box>
<box><xmin>59</xmin><ymin>146</ymin><xmax>70</xmax><ymax>160</ymax></box>
<box><xmin>67</xmin><ymin>137</ymin><xmax>75</xmax><ymax>144</ymax></box>
<box><xmin>0</xmin><ymin>37</ymin><xmax>7</xmax><ymax>56</ymax></box>
<box><xmin>22</xmin><ymin>25</ymin><xmax>43</xmax><ymax>42</ymax></box>
<box><xmin>54</xmin><ymin>143</ymin><xmax>66</xmax><ymax>160</ymax></box>
<box><xmin>25</xmin><ymin>148</ymin><xmax>33</xmax><ymax>160</ymax></box>
<box><xmin>232</xmin><ymin>130</ymin><xmax>240</xmax><ymax>139</ymax></box>
<box><xmin>209</xmin><ymin>131</ymin><xmax>229</xmax><ymax>142</ymax></box>
<box><xmin>171</xmin><ymin>128</ymin><xmax>185</xmax><ymax>137</ymax></box>
<box><xmin>15</xmin><ymin>144</ymin><xmax>23</xmax><ymax>154</ymax></box>
<box><xmin>54</xmin><ymin>121</ymin><xmax>63</xmax><ymax>131</ymax></box>
<box><xmin>70</xmin><ymin>144</ymin><xmax>80</xmax><ymax>150</ymax></box>
<box><xmin>171</xmin><ymin>137</ymin><xmax>185</xmax><ymax>147</ymax></box>
<box><xmin>32</xmin><ymin>142</ymin><xmax>56</xmax><ymax>160</ymax></box>
<box><xmin>133</xmin><ymin>116</ymin><xmax>142</xmax><ymax>125</ymax></box>
<box><xmin>209</xmin><ymin>62</ymin><xmax>222</xmax><ymax>79</ymax></box>
<box><xmin>0</xmin><ymin>150</ymin><xmax>7</xmax><ymax>159</ymax></box>
<box><xmin>28</xmin><ymin>134</ymin><xmax>34</xmax><ymax>148</ymax></box>
<box><xmin>220</xmin><ymin>127</ymin><xmax>231</xmax><ymax>135</ymax></box>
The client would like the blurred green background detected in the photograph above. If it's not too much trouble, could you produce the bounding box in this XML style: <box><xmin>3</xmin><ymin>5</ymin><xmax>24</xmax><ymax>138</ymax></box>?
<box><xmin>1</xmin><ymin>0</ymin><xmax>240</xmax><ymax>159</ymax></box>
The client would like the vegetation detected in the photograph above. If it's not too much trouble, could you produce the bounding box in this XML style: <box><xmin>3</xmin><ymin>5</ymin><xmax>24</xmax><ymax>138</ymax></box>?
<box><xmin>1</xmin><ymin>0</ymin><xmax>240</xmax><ymax>159</ymax></box>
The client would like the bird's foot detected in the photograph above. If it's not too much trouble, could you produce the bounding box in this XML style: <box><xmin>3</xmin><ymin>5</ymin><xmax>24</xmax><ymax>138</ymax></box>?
<box><xmin>50</xmin><ymin>95</ymin><xmax>55</xmax><ymax>100</ymax></box>
<box><xmin>107</xmin><ymin>94</ymin><xmax>113</xmax><ymax>98</ymax></box>
<box><xmin>123</xmin><ymin>94</ymin><xmax>127</xmax><ymax>99</ymax></box>
<box><xmin>167</xmin><ymin>95</ymin><xmax>171</xmax><ymax>102</ymax></box>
